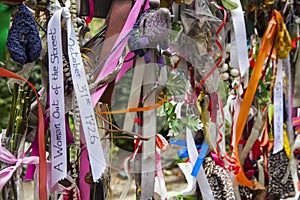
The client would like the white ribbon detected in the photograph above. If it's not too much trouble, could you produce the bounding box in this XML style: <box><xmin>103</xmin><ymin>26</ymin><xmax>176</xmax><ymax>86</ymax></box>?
<box><xmin>283</xmin><ymin>56</ymin><xmax>294</xmax><ymax>144</ymax></box>
<box><xmin>186</xmin><ymin>127</ymin><xmax>214</xmax><ymax>199</ymax></box>
<box><xmin>48</xmin><ymin>3</ymin><xmax>106</xmax><ymax>183</ymax></box>
<box><xmin>230</xmin><ymin>0</ymin><xmax>249</xmax><ymax>77</ymax></box>
<box><xmin>177</xmin><ymin>162</ymin><xmax>197</xmax><ymax>195</ymax></box>
<box><xmin>47</xmin><ymin>8</ymin><xmax>67</xmax><ymax>187</ymax></box>
<box><xmin>273</xmin><ymin>60</ymin><xmax>284</xmax><ymax>154</ymax></box>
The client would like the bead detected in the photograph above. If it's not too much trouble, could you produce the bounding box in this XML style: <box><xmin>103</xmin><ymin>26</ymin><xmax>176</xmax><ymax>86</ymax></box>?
<box><xmin>221</xmin><ymin>72</ymin><xmax>229</xmax><ymax>80</ymax></box>
<box><xmin>149</xmin><ymin>0</ymin><xmax>160</xmax><ymax>8</ymax></box>
<box><xmin>230</xmin><ymin>68</ymin><xmax>240</xmax><ymax>77</ymax></box>
<box><xmin>63</xmin><ymin>67</ymin><xmax>70</xmax><ymax>72</ymax></box>
<box><xmin>220</xmin><ymin>63</ymin><xmax>228</xmax><ymax>72</ymax></box>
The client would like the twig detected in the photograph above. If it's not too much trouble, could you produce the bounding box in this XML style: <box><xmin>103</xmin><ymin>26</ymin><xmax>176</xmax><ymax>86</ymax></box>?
<box><xmin>97</xmin><ymin>114</ymin><xmax>150</xmax><ymax>141</ymax></box>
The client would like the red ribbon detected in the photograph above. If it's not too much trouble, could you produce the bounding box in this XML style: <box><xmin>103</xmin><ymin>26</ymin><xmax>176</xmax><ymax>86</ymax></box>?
<box><xmin>0</xmin><ymin>67</ymin><xmax>46</xmax><ymax>200</ymax></box>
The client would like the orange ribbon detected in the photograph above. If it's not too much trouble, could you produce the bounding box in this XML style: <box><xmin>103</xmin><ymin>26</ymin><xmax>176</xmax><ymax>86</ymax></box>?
<box><xmin>0</xmin><ymin>67</ymin><xmax>46</xmax><ymax>200</ymax></box>
<box><xmin>234</xmin><ymin>11</ymin><xmax>279</xmax><ymax>187</ymax></box>
<box><xmin>98</xmin><ymin>93</ymin><xmax>166</xmax><ymax>115</ymax></box>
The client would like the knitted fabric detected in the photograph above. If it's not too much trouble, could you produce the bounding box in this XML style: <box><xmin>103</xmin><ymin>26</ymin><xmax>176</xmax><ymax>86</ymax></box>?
<box><xmin>6</xmin><ymin>4</ymin><xmax>41</xmax><ymax>65</ymax></box>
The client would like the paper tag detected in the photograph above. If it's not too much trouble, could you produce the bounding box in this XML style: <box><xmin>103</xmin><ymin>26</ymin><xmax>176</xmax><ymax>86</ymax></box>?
<box><xmin>64</xmin><ymin>10</ymin><xmax>106</xmax><ymax>181</ymax></box>
<box><xmin>47</xmin><ymin>8</ymin><xmax>67</xmax><ymax>187</ymax></box>
<box><xmin>186</xmin><ymin>127</ymin><xmax>214</xmax><ymax>199</ymax></box>
<box><xmin>230</xmin><ymin>0</ymin><xmax>249</xmax><ymax>77</ymax></box>
<box><xmin>273</xmin><ymin>60</ymin><xmax>284</xmax><ymax>154</ymax></box>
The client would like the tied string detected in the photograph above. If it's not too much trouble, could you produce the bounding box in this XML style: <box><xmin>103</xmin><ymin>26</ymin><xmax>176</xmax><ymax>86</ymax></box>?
<box><xmin>0</xmin><ymin>67</ymin><xmax>46</xmax><ymax>200</ymax></box>
<box><xmin>97</xmin><ymin>93</ymin><xmax>166</xmax><ymax>115</ymax></box>
<box><xmin>0</xmin><ymin>144</ymin><xmax>39</xmax><ymax>191</ymax></box>
<box><xmin>198</xmin><ymin>1</ymin><xmax>226</xmax><ymax>89</ymax></box>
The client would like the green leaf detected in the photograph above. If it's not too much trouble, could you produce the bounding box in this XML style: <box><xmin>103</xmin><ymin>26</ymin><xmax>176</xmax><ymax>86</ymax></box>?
<box><xmin>169</xmin><ymin>118</ymin><xmax>183</xmax><ymax>136</ymax></box>
<box><xmin>165</xmin><ymin>102</ymin><xmax>175</xmax><ymax>116</ymax></box>
<box><xmin>186</xmin><ymin>115</ymin><xmax>203</xmax><ymax>131</ymax></box>
<box><xmin>222</xmin><ymin>0</ymin><xmax>238</xmax><ymax>10</ymax></box>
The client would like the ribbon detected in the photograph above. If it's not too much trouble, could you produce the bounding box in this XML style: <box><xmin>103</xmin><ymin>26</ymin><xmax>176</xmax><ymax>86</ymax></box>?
<box><xmin>98</xmin><ymin>93</ymin><xmax>166</xmax><ymax>115</ymax></box>
<box><xmin>48</xmin><ymin>1</ymin><xmax>106</xmax><ymax>183</ymax></box>
<box><xmin>234</xmin><ymin>13</ymin><xmax>274</xmax><ymax>186</ymax></box>
<box><xmin>156</xmin><ymin>134</ymin><xmax>169</xmax><ymax>152</ymax></box>
<box><xmin>0</xmin><ymin>2</ymin><xmax>12</xmax><ymax>61</ymax></box>
<box><xmin>91</xmin><ymin>0</ymin><xmax>145</xmax><ymax>106</ymax></box>
<box><xmin>234</xmin><ymin>10</ymin><xmax>286</xmax><ymax>187</ymax></box>
<box><xmin>0</xmin><ymin>67</ymin><xmax>46</xmax><ymax>199</ymax></box>
<box><xmin>85</xmin><ymin>0</ymin><xmax>94</xmax><ymax>24</ymax></box>
<box><xmin>154</xmin><ymin>150</ymin><xmax>168</xmax><ymax>200</ymax></box>
<box><xmin>186</xmin><ymin>127</ymin><xmax>214</xmax><ymax>199</ymax></box>
<box><xmin>59</xmin><ymin>176</ymin><xmax>81</xmax><ymax>200</ymax></box>
<box><xmin>177</xmin><ymin>162</ymin><xmax>197</xmax><ymax>195</ymax></box>
<box><xmin>273</xmin><ymin>59</ymin><xmax>284</xmax><ymax>154</ymax></box>
<box><xmin>0</xmin><ymin>144</ymin><xmax>39</xmax><ymax>191</ymax></box>
<box><xmin>123</xmin><ymin>56</ymin><xmax>145</xmax><ymax>133</ymax></box>
<box><xmin>47</xmin><ymin>8</ymin><xmax>67</xmax><ymax>187</ymax></box>
<box><xmin>191</xmin><ymin>142</ymin><xmax>209</xmax><ymax>177</ymax></box>
<box><xmin>229</xmin><ymin>0</ymin><xmax>249</xmax><ymax>77</ymax></box>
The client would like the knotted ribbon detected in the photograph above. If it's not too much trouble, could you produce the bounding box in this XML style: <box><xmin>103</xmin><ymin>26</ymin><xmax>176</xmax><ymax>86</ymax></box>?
<box><xmin>0</xmin><ymin>144</ymin><xmax>39</xmax><ymax>191</ymax></box>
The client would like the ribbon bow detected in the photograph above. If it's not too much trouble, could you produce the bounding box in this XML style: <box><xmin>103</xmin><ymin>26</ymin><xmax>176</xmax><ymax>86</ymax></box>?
<box><xmin>0</xmin><ymin>144</ymin><xmax>39</xmax><ymax>191</ymax></box>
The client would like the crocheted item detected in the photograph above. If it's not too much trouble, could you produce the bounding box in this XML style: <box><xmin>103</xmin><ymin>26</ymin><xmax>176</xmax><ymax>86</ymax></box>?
<box><xmin>6</xmin><ymin>4</ymin><xmax>41</xmax><ymax>65</ymax></box>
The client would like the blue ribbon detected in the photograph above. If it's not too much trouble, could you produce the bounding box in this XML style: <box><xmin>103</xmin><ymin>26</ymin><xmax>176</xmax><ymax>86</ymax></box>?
<box><xmin>191</xmin><ymin>141</ymin><xmax>209</xmax><ymax>177</ymax></box>
<box><xmin>170</xmin><ymin>138</ymin><xmax>201</xmax><ymax>159</ymax></box>
<box><xmin>170</xmin><ymin>138</ymin><xmax>187</xmax><ymax>147</ymax></box>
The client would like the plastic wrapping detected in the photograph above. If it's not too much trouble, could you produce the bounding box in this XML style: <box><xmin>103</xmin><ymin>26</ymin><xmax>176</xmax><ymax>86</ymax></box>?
<box><xmin>170</xmin><ymin>0</ymin><xmax>226</xmax><ymax>93</ymax></box>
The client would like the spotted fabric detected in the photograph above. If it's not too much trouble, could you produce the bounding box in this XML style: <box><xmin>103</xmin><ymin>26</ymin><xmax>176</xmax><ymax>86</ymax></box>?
<box><xmin>268</xmin><ymin>149</ymin><xmax>295</xmax><ymax>200</ymax></box>
<box><xmin>202</xmin><ymin>156</ymin><xmax>236</xmax><ymax>200</ymax></box>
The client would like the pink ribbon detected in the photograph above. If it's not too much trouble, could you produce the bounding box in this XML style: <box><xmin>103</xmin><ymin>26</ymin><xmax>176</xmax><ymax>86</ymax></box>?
<box><xmin>62</xmin><ymin>184</ymin><xmax>81</xmax><ymax>200</ymax></box>
<box><xmin>0</xmin><ymin>145</ymin><xmax>39</xmax><ymax>191</ymax></box>
<box><xmin>91</xmin><ymin>0</ymin><xmax>145</xmax><ymax>106</ymax></box>
<box><xmin>79</xmin><ymin>126</ymin><xmax>90</xmax><ymax>200</ymax></box>
<box><xmin>85</xmin><ymin>0</ymin><xmax>94</xmax><ymax>25</ymax></box>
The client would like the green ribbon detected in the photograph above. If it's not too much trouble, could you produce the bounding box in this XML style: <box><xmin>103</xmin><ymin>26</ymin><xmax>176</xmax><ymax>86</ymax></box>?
<box><xmin>0</xmin><ymin>2</ymin><xmax>12</xmax><ymax>62</ymax></box>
